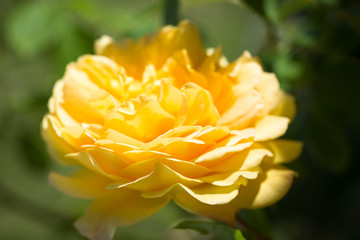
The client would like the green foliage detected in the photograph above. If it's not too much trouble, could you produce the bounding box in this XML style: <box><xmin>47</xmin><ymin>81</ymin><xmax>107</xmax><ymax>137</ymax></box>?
<box><xmin>5</xmin><ymin>1</ymin><xmax>63</xmax><ymax>57</ymax></box>
<box><xmin>184</xmin><ymin>2</ymin><xmax>267</xmax><ymax>60</ymax></box>
<box><xmin>175</xmin><ymin>220</ymin><xmax>245</xmax><ymax>240</ymax></box>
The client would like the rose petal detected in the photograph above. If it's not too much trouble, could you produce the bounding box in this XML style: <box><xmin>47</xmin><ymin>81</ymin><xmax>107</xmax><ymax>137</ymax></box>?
<box><xmin>41</xmin><ymin>115</ymin><xmax>77</xmax><ymax>165</ymax></box>
<box><xmin>49</xmin><ymin>169</ymin><xmax>111</xmax><ymax>199</ymax></box>
<box><xmin>143</xmin><ymin>183</ymin><xmax>239</xmax><ymax>205</ymax></box>
<box><xmin>271</xmin><ymin>92</ymin><xmax>296</xmax><ymax>120</ymax></box>
<box><xmin>119</xmin><ymin>157</ymin><xmax>210</xmax><ymax>180</ymax></box>
<box><xmin>75</xmin><ymin>189</ymin><xmax>170</xmax><ymax>240</ymax></box>
<box><xmin>254</xmin><ymin>115</ymin><xmax>290</xmax><ymax>141</ymax></box>
<box><xmin>232</xmin><ymin>165</ymin><xmax>296</xmax><ymax>209</ymax></box>
<box><xmin>109</xmin><ymin>163</ymin><xmax>201</xmax><ymax>192</ymax></box>
<box><xmin>264</xmin><ymin>139</ymin><xmax>303</xmax><ymax>164</ymax></box>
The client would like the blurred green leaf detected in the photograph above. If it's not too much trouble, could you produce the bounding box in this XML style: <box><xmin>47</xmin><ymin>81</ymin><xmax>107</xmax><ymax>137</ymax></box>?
<box><xmin>184</xmin><ymin>2</ymin><xmax>267</xmax><ymax>59</ymax></box>
<box><xmin>69</xmin><ymin>0</ymin><xmax>161</xmax><ymax>38</ymax></box>
<box><xmin>274</xmin><ymin>54</ymin><xmax>303</xmax><ymax>87</ymax></box>
<box><xmin>174</xmin><ymin>220</ymin><xmax>245</xmax><ymax>240</ymax></box>
<box><xmin>264</xmin><ymin>0</ymin><xmax>280</xmax><ymax>23</ymax></box>
<box><xmin>5</xmin><ymin>1</ymin><xmax>62</xmax><ymax>57</ymax></box>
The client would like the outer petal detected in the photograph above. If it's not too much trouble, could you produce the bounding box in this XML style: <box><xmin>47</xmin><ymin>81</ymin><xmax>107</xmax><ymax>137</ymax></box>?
<box><xmin>254</xmin><ymin>115</ymin><xmax>290</xmax><ymax>141</ymax></box>
<box><xmin>119</xmin><ymin>157</ymin><xmax>210</xmax><ymax>180</ymax></box>
<box><xmin>264</xmin><ymin>139</ymin><xmax>303</xmax><ymax>164</ymax></box>
<box><xmin>109</xmin><ymin>163</ymin><xmax>201</xmax><ymax>192</ymax></box>
<box><xmin>172</xmin><ymin>190</ymin><xmax>239</xmax><ymax>224</ymax></box>
<box><xmin>143</xmin><ymin>183</ymin><xmax>240</xmax><ymax>205</ymax></box>
<box><xmin>49</xmin><ymin>169</ymin><xmax>111</xmax><ymax>199</ymax></box>
<box><xmin>271</xmin><ymin>92</ymin><xmax>296</xmax><ymax>120</ymax></box>
<box><xmin>41</xmin><ymin>115</ymin><xmax>77</xmax><ymax>165</ymax></box>
<box><xmin>217</xmin><ymin>90</ymin><xmax>263</xmax><ymax>129</ymax></box>
<box><xmin>75</xmin><ymin>189</ymin><xmax>170</xmax><ymax>240</ymax></box>
<box><xmin>232</xmin><ymin>165</ymin><xmax>296</xmax><ymax>209</ymax></box>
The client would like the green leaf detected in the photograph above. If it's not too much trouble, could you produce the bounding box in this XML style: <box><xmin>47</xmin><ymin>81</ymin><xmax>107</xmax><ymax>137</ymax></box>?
<box><xmin>263</xmin><ymin>0</ymin><xmax>280</xmax><ymax>23</ymax></box>
<box><xmin>174</xmin><ymin>220</ymin><xmax>245</xmax><ymax>240</ymax></box>
<box><xmin>184</xmin><ymin>2</ymin><xmax>267</xmax><ymax>59</ymax></box>
<box><xmin>5</xmin><ymin>1</ymin><xmax>62</xmax><ymax>57</ymax></box>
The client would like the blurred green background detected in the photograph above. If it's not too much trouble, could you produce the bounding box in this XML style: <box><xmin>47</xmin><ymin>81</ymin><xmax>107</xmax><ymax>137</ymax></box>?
<box><xmin>1</xmin><ymin>0</ymin><xmax>360</xmax><ymax>239</ymax></box>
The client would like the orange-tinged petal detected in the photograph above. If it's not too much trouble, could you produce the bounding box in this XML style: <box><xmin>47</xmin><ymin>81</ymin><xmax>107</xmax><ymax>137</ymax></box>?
<box><xmin>159</xmin><ymin>80</ymin><xmax>187</xmax><ymax>119</ymax></box>
<box><xmin>104</xmin><ymin>100</ymin><xmax>175</xmax><ymax>142</ymax></box>
<box><xmin>182</xmin><ymin>83</ymin><xmax>220</xmax><ymax>126</ymax></box>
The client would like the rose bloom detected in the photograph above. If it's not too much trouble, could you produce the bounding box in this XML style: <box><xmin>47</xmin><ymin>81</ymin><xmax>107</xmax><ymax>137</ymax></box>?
<box><xmin>42</xmin><ymin>21</ymin><xmax>302</xmax><ymax>240</ymax></box>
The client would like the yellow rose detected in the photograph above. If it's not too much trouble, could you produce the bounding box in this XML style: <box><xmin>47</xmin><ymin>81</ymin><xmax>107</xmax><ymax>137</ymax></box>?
<box><xmin>41</xmin><ymin>20</ymin><xmax>302</xmax><ymax>240</ymax></box>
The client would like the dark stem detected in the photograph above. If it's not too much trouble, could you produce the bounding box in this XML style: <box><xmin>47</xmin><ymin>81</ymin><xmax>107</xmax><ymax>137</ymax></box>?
<box><xmin>164</xmin><ymin>0</ymin><xmax>179</xmax><ymax>26</ymax></box>
<box><xmin>235</xmin><ymin>214</ymin><xmax>270</xmax><ymax>240</ymax></box>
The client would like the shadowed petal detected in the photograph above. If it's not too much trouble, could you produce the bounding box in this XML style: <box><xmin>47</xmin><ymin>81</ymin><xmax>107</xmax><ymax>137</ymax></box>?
<box><xmin>75</xmin><ymin>189</ymin><xmax>170</xmax><ymax>240</ymax></box>
<box><xmin>49</xmin><ymin>169</ymin><xmax>112</xmax><ymax>199</ymax></box>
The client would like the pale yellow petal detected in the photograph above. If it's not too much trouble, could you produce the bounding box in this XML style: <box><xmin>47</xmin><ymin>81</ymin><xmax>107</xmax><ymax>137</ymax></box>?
<box><xmin>49</xmin><ymin>169</ymin><xmax>111</xmax><ymax>199</ymax></box>
<box><xmin>103</xmin><ymin>129</ymin><xmax>143</xmax><ymax>147</ymax></box>
<box><xmin>199</xmin><ymin>171</ymin><xmax>257</xmax><ymax>186</ymax></box>
<box><xmin>41</xmin><ymin>115</ymin><xmax>77</xmax><ymax>165</ymax></box>
<box><xmin>211</xmin><ymin>148</ymin><xmax>271</xmax><ymax>172</ymax></box>
<box><xmin>264</xmin><ymin>139</ymin><xmax>303</xmax><ymax>164</ymax></box>
<box><xmin>271</xmin><ymin>92</ymin><xmax>296</xmax><ymax>120</ymax></box>
<box><xmin>173</xmin><ymin>193</ymin><xmax>238</xmax><ymax>224</ymax></box>
<box><xmin>75</xmin><ymin>189</ymin><xmax>170</xmax><ymax>240</ymax></box>
<box><xmin>109</xmin><ymin>163</ymin><xmax>201</xmax><ymax>192</ymax></box>
<box><xmin>143</xmin><ymin>183</ymin><xmax>239</xmax><ymax>205</ymax></box>
<box><xmin>122</xmin><ymin>150</ymin><xmax>171</xmax><ymax>163</ymax></box>
<box><xmin>217</xmin><ymin>90</ymin><xmax>263</xmax><ymax>129</ymax></box>
<box><xmin>119</xmin><ymin>157</ymin><xmax>210</xmax><ymax>180</ymax></box>
<box><xmin>254</xmin><ymin>115</ymin><xmax>290</xmax><ymax>141</ymax></box>
<box><xmin>194</xmin><ymin>142</ymin><xmax>253</xmax><ymax>165</ymax></box>
<box><xmin>67</xmin><ymin>149</ymin><xmax>129</xmax><ymax>181</ymax></box>
<box><xmin>256</xmin><ymin>73</ymin><xmax>281</xmax><ymax>116</ymax></box>
<box><xmin>232</xmin><ymin>165</ymin><xmax>296</xmax><ymax>209</ymax></box>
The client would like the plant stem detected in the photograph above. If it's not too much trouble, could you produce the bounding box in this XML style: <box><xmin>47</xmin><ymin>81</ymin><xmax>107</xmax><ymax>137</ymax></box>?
<box><xmin>235</xmin><ymin>214</ymin><xmax>270</xmax><ymax>240</ymax></box>
<box><xmin>164</xmin><ymin>0</ymin><xmax>179</xmax><ymax>26</ymax></box>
